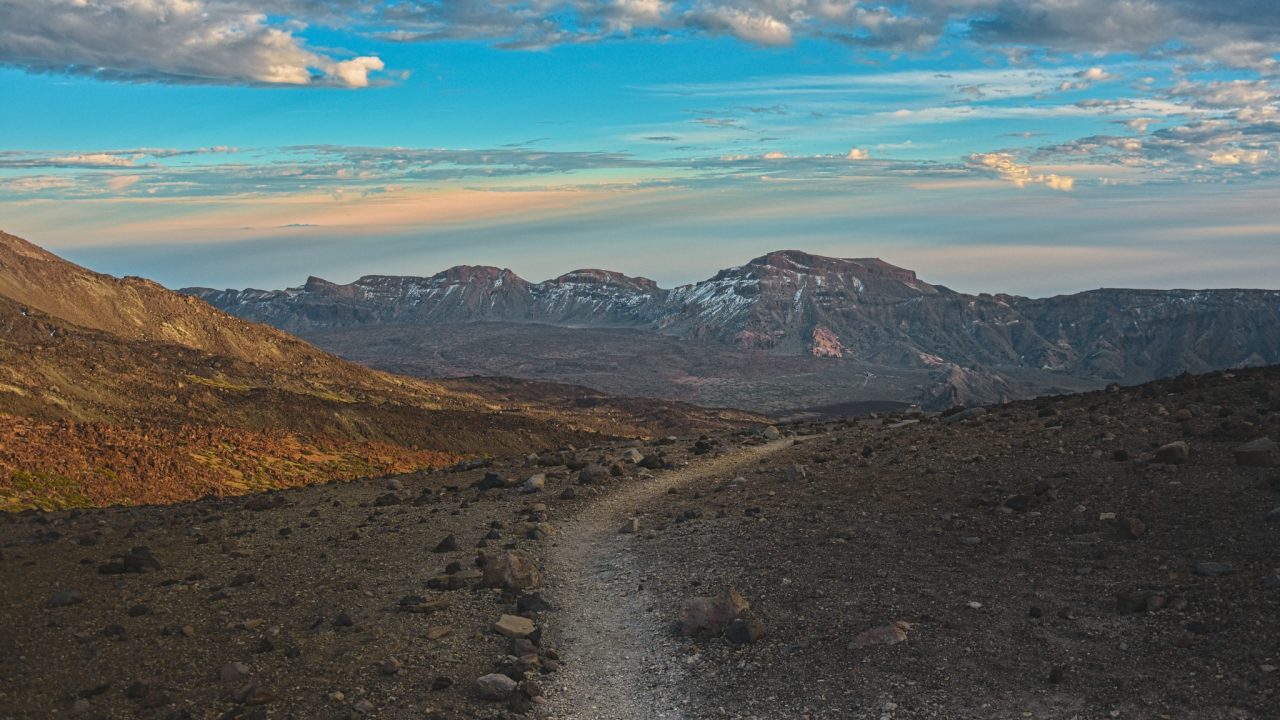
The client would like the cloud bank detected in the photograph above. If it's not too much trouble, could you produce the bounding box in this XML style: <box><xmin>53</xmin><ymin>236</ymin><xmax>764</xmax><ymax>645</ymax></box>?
<box><xmin>2</xmin><ymin>1</ymin><xmax>1279</xmax><ymax>87</ymax></box>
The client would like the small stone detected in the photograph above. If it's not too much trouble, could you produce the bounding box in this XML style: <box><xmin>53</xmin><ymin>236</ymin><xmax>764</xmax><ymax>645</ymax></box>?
<box><xmin>47</xmin><ymin>590</ymin><xmax>84</xmax><ymax>608</ymax></box>
<box><xmin>431</xmin><ymin>676</ymin><xmax>454</xmax><ymax>691</ymax></box>
<box><xmin>425</xmin><ymin>626</ymin><xmax>451</xmax><ymax>640</ymax></box>
<box><xmin>848</xmin><ymin>621</ymin><xmax>912</xmax><ymax>648</ymax></box>
<box><xmin>399</xmin><ymin>597</ymin><xmax>449</xmax><ymax>614</ymax></box>
<box><xmin>219</xmin><ymin>662</ymin><xmax>250</xmax><ymax>683</ymax></box>
<box><xmin>618</xmin><ymin>518</ymin><xmax>640</xmax><ymax>534</ymax></box>
<box><xmin>386</xmin><ymin>478</ymin><xmax>403</xmax><ymax>491</ymax></box>
<box><xmin>1193</xmin><ymin>561</ymin><xmax>1232</xmax><ymax>577</ymax></box>
<box><xmin>235</xmin><ymin>681</ymin><xmax>272</xmax><ymax>705</ymax></box>
<box><xmin>473</xmin><ymin>472</ymin><xmax>506</xmax><ymax>491</ymax></box>
<box><xmin>943</xmin><ymin>407</ymin><xmax>987</xmax><ymax>424</ymax></box>
<box><xmin>1048</xmin><ymin>666</ymin><xmax>1066</xmax><ymax>684</ymax></box>
<box><xmin>127</xmin><ymin>604</ymin><xmax>150</xmax><ymax>617</ymax></box>
<box><xmin>474</xmin><ymin>673</ymin><xmax>518</xmax><ymax>701</ymax></box>
<box><xmin>1267</xmin><ymin>507</ymin><xmax>1280</xmax><ymax>525</ymax></box>
<box><xmin>517</xmin><ymin>593</ymin><xmax>554</xmax><ymax>613</ymax></box>
<box><xmin>1234</xmin><ymin>438</ymin><xmax>1277</xmax><ymax>467</ymax></box>
<box><xmin>725</xmin><ymin>613</ymin><xmax>766</xmax><ymax>644</ymax></box>
<box><xmin>1153</xmin><ymin>441</ymin><xmax>1189</xmax><ymax>465</ymax></box>
<box><xmin>353</xmin><ymin>699</ymin><xmax>375</xmax><ymax>714</ymax></box>
<box><xmin>761</xmin><ymin>426</ymin><xmax>782</xmax><ymax>440</ymax></box>
<box><xmin>433</xmin><ymin>535</ymin><xmax>459</xmax><ymax>553</ymax></box>
<box><xmin>578</xmin><ymin>464</ymin><xmax>610</xmax><ymax>484</ymax></box>
<box><xmin>1115</xmin><ymin>591</ymin><xmax>1149</xmax><ymax>614</ymax></box>
<box><xmin>333</xmin><ymin>611</ymin><xmax>355</xmax><ymax>627</ymax></box>
<box><xmin>521</xmin><ymin>474</ymin><xmax>546</xmax><ymax>493</ymax></box>
<box><xmin>1005</xmin><ymin>495</ymin><xmax>1030</xmax><ymax>512</ymax></box>
<box><xmin>493</xmin><ymin>614</ymin><xmax>536</xmax><ymax>639</ymax></box>
<box><xmin>373</xmin><ymin>492</ymin><xmax>401</xmax><ymax>507</ymax></box>
<box><xmin>380</xmin><ymin>657</ymin><xmax>402</xmax><ymax>675</ymax></box>
<box><xmin>1119</xmin><ymin>517</ymin><xmax>1146</xmax><ymax>539</ymax></box>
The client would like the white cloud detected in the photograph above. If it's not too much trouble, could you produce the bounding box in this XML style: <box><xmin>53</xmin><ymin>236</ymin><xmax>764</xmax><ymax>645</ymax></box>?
<box><xmin>0</xmin><ymin>0</ymin><xmax>386</xmax><ymax>87</ymax></box>
<box><xmin>968</xmin><ymin>152</ymin><xmax>1076</xmax><ymax>192</ymax></box>
<box><xmin>846</xmin><ymin>147</ymin><xmax>869</xmax><ymax>160</ymax></box>
<box><xmin>1124</xmin><ymin>118</ymin><xmax>1160</xmax><ymax>134</ymax></box>
<box><xmin>105</xmin><ymin>175</ymin><xmax>143</xmax><ymax>191</ymax></box>
<box><xmin>328</xmin><ymin>56</ymin><xmax>386</xmax><ymax>89</ymax></box>
<box><xmin>1</xmin><ymin>175</ymin><xmax>77</xmax><ymax>193</ymax></box>
<box><xmin>686</xmin><ymin>6</ymin><xmax>794</xmax><ymax>45</ymax></box>
<box><xmin>1077</xmin><ymin>67</ymin><xmax>1115</xmax><ymax>82</ymax></box>
<box><xmin>1209</xmin><ymin>150</ymin><xmax>1268</xmax><ymax>166</ymax></box>
<box><xmin>48</xmin><ymin>153</ymin><xmax>135</xmax><ymax>168</ymax></box>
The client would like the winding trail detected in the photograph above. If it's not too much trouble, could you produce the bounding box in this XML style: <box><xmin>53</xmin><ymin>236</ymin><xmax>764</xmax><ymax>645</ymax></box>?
<box><xmin>543</xmin><ymin>438</ymin><xmax>797</xmax><ymax>719</ymax></box>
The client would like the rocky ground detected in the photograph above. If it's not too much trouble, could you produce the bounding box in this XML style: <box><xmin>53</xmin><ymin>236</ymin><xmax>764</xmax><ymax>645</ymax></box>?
<box><xmin>2</xmin><ymin>367</ymin><xmax>1279</xmax><ymax>719</ymax></box>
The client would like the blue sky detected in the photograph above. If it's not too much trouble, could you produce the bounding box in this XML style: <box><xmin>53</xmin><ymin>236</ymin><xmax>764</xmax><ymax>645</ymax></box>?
<box><xmin>1</xmin><ymin>1</ymin><xmax>1278</xmax><ymax>296</ymax></box>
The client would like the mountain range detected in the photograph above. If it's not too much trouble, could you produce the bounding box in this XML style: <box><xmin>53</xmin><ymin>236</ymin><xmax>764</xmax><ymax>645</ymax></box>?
<box><xmin>186</xmin><ymin>249</ymin><xmax>1280</xmax><ymax>413</ymax></box>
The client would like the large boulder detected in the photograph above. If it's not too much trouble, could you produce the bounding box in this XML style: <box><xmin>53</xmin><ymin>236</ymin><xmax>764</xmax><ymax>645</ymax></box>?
<box><xmin>679</xmin><ymin>588</ymin><xmax>751</xmax><ymax>637</ymax></box>
<box><xmin>474</xmin><ymin>673</ymin><xmax>517</xmax><ymax>701</ymax></box>
<box><xmin>1152</xmin><ymin>441</ymin><xmax>1189</xmax><ymax>465</ymax></box>
<box><xmin>1234</xmin><ymin>438</ymin><xmax>1277</xmax><ymax>467</ymax></box>
<box><xmin>578</xmin><ymin>464</ymin><xmax>611</xmax><ymax>484</ymax></box>
<box><xmin>481</xmin><ymin>551</ymin><xmax>541</xmax><ymax>591</ymax></box>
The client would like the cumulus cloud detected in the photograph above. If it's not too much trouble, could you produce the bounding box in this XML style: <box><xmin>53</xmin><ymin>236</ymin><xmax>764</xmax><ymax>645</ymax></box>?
<box><xmin>1124</xmin><ymin>118</ymin><xmax>1160</xmax><ymax>134</ymax></box>
<box><xmin>847</xmin><ymin>147</ymin><xmax>869</xmax><ymax>160</ymax></box>
<box><xmin>0</xmin><ymin>0</ymin><xmax>386</xmax><ymax>87</ymax></box>
<box><xmin>968</xmin><ymin>152</ymin><xmax>1075</xmax><ymax>191</ymax></box>
<box><xmin>1209</xmin><ymin>149</ymin><xmax>1269</xmax><ymax>166</ymax></box>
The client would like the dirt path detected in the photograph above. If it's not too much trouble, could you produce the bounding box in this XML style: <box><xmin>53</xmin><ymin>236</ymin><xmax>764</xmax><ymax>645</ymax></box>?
<box><xmin>542</xmin><ymin>438</ymin><xmax>797</xmax><ymax>719</ymax></box>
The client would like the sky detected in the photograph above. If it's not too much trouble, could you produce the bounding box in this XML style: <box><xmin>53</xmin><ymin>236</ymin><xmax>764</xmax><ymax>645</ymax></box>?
<box><xmin>1</xmin><ymin>1</ymin><xmax>1278</xmax><ymax>297</ymax></box>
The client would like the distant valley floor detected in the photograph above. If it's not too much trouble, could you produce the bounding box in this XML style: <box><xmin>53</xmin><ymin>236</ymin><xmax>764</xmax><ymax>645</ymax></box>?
<box><xmin>300</xmin><ymin>321</ymin><xmax>1106</xmax><ymax>418</ymax></box>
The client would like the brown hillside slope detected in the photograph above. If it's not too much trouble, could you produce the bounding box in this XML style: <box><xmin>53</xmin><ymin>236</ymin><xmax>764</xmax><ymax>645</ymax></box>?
<box><xmin>0</xmin><ymin>232</ymin><xmax>761</xmax><ymax>509</ymax></box>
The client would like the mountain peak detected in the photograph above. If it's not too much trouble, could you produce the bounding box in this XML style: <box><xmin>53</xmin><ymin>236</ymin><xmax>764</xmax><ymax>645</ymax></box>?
<box><xmin>430</xmin><ymin>265</ymin><xmax>522</xmax><ymax>286</ymax></box>
<box><xmin>548</xmin><ymin>269</ymin><xmax>660</xmax><ymax>293</ymax></box>
<box><xmin>747</xmin><ymin>250</ymin><xmax>919</xmax><ymax>283</ymax></box>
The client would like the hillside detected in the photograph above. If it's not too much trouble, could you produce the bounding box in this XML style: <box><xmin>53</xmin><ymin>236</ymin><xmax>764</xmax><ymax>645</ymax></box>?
<box><xmin>0</xmin><ymin>232</ymin><xmax>761</xmax><ymax>509</ymax></box>
<box><xmin>187</xmin><ymin>249</ymin><xmax>1280</xmax><ymax>411</ymax></box>
<box><xmin>1</xmin><ymin>367</ymin><xmax>1276</xmax><ymax>718</ymax></box>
